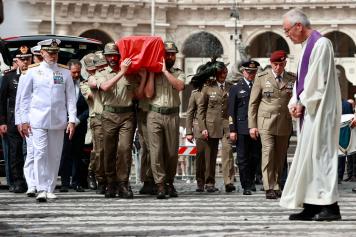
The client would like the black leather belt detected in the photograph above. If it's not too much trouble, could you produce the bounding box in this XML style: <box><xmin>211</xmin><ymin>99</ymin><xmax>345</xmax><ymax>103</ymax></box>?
<box><xmin>104</xmin><ymin>105</ymin><xmax>134</xmax><ymax>113</ymax></box>
<box><xmin>149</xmin><ymin>105</ymin><xmax>179</xmax><ymax>115</ymax></box>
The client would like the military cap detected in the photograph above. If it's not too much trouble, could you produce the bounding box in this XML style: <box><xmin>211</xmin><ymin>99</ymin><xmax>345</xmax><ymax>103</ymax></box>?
<box><xmin>83</xmin><ymin>53</ymin><xmax>96</xmax><ymax>71</ymax></box>
<box><xmin>240</xmin><ymin>60</ymin><xmax>260</xmax><ymax>71</ymax></box>
<box><xmin>93</xmin><ymin>51</ymin><xmax>108</xmax><ymax>67</ymax></box>
<box><xmin>31</xmin><ymin>45</ymin><xmax>41</xmax><ymax>55</ymax></box>
<box><xmin>164</xmin><ymin>41</ymin><xmax>179</xmax><ymax>53</ymax></box>
<box><xmin>270</xmin><ymin>50</ymin><xmax>287</xmax><ymax>62</ymax></box>
<box><xmin>103</xmin><ymin>42</ymin><xmax>120</xmax><ymax>55</ymax></box>
<box><xmin>37</xmin><ymin>39</ymin><xmax>60</xmax><ymax>53</ymax></box>
<box><xmin>15</xmin><ymin>45</ymin><xmax>32</xmax><ymax>59</ymax></box>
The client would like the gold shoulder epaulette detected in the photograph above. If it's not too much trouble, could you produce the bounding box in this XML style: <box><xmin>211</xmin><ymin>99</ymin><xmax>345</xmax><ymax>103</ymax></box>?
<box><xmin>3</xmin><ymin>68</ymin><xmax>15</xmax><ymax>74</ymax></box>
<box><xmin>58</xmin><ymin>63</ymin><xmax>69</xmax><ymax>69</ymax></box>
<box><xmin>28</xmin><ymin>63</ymin><xmax>40</xmax><ymax>69</ymax></box>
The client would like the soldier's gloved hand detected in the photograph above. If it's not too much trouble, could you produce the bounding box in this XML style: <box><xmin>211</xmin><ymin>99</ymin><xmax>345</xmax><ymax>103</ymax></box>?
<box><xmin>229</xmin><ymin>132</ymin><xmax>237</xmax><ymax>142</ymax></box>
<box><xmin>202</xmin><ymin>129</ymin><xmax>209</xmax><ymax>140</ymax></box>
<box><xmin>249</xmin><ymin>128</ymin><xmax>259</xmax><ymax>140</ymax></box>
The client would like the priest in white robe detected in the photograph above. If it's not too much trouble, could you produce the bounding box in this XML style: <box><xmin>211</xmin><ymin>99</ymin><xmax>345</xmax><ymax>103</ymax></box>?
<box><xmin>280</xmin><ymin>9</ymin><xmax>342</xmax><ymax>221</ymax></box>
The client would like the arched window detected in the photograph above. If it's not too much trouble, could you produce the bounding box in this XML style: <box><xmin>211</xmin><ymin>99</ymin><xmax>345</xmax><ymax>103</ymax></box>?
<box><xmin>324</xmin><ymin>31</ymin><xmax>356</xmax><ymax>57</ymax></box>
<box><xmin>182</xmin><ymin>31</ymin><xmax>223</xmax><ymax>58</ymax></box>
<box><xmin>79</xmin><ymin>29</ymin><xmax>113</xmax><ymax>45</ymax></box>
<box><xmin>249</xmin><ymin>32</ymin><xmax>289</xmax><ymax>58</ymax></box>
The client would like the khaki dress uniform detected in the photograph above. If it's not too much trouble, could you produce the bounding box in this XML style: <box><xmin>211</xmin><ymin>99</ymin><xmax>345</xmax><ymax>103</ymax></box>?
<box><xmin>185</xmin><ymin>89</ymin><xmax>208</xmax><ymax>189</ymax></box>
<box><xmin>97</xmin><ymin>66</ymin><xmax>138</xmax><ymax>191</ymax></box>
<box><xmin>80</xmin><ymin>73</ymin><xmax>106</xmax><ymax>187</ymax></box>
<box><xmin>248</xmin><ymin>69</ymin><xmax>296</xmax><ymax>191</ymax></box>
<box><xmin>147</xmin><ymin>68</ymin><xmax>185</xmax><ymax>185</ymax></box>
<box><xmin>197</xmin><ymin>81</ymin><xmax>234</xmax><ymax>188</ymax></box>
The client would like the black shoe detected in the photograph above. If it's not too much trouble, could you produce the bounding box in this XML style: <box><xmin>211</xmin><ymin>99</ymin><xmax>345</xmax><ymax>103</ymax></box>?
<box><xmin>60</xmin><ymin>185</ymin><xmax>69</xmax><ymax>192</ymax></box>
<box><xmin>266</xmin><ymin>189</ymin><xmax>277</xmax><ymax>199</ymax></box>
<box><xmin>75</xmin><ymin>185</ymin><xmax>85</xmax><ymax>192</ymax></box>
<box><xmin>289</xmin><ymin>204</ymin><xmax>321</xmax><ymax>221</ymax></box>
<box><xmin>225</xmin><ymin>183</ymin><xmax>236</xmax><ymax>193</ymax></box>
<box><xmin>96</xmin><ymin>184</ymin><xmax>106</xmax><ymax>194</ymax></box>
<box><xmin>8</xmin><ymin>185</ymin><xmax>15</xmax><ymax>192</ymax></box>
<box><xmin>104</xmin><ymin>184</ymin><xmax>116</xmax><ymax>198</ymax></box>
<box><xmin>14</xmin><ymin>184</ymin><xmax>27</xmax><ymax>193</ymax></box>
<box><xmin>352</xmin><ymin>187</ymin><xmax>356</xmax><ymax>193</ymax></box>
<box><xmin>167</xmin><ymin>183</ymin><xmax>178</xmax><ymax>198</ymax></box>
<box><xmin>87</xmin><ymin>172</ymin><xmax>97</xmax><ymax>190</ymax></box>
<box><xmin>274</xmin><ymin>190</ymin><xmax>282</xmax><ymax>198</ymax></box>
<box><xmin>243</xmin><ymin>189</ymin><xmax>252</xmax><ymax>195</ymax></box>
<box><xmin>206</xmin><ymin>185</ymin><xmax>216</xmax><ymax>193</ymax></box>
<box><xmin>118</xmin><ymin>182</ymin><xmax>134</xmax><ymax>199</ymax></box>
<box><xmin>313</xmin><ymin>203</ymin><xmax>342</xmax><ymax>221</ymax></box>
<box><xmin>156</xmin><ymin>183</ymin><xmax>166</xmax><ymax>199</ymax></box>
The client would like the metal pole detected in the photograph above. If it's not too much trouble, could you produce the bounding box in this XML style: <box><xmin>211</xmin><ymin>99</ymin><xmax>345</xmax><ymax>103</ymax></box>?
<box><xmin>151</xmin><ymin>0</ymin><xmax>155</xmax><ymax>36</ymax></box>
<box><xmin>51</xmin><ymin>0</ymin><xmax>55</xmax><ymax>34</ymax></box>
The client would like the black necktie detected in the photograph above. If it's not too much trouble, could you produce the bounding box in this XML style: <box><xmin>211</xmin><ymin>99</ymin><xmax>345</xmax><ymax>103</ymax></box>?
<box><xmin>220</xmin><ymin>84</ymin><xmax>224</xmax><ymax>91</ymax></box>
<box><xmin>249</xmin><ymin>81</ymin><xmax>253</xmax><ymax>88</ymax></box>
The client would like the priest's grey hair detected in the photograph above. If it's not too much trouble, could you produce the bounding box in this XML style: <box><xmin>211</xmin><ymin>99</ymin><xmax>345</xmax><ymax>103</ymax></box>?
<box><xmin>283</xmin><ymin>8</ymin><xmax>311</xmax><ymax>27</ymax></box>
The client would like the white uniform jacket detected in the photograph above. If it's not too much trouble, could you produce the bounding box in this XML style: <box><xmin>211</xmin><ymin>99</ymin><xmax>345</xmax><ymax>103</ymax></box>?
<box><xmin>20</xmin><ymin>62</ymin><xmax>77</xmax><ymax>130</ymax></box>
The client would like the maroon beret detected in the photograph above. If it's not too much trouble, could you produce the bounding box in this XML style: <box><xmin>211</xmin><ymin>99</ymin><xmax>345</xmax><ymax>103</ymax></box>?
<box><xmin>270</xmin><ymin>50</ymin><xmax>287</xmax><ymax>62</ymax></box>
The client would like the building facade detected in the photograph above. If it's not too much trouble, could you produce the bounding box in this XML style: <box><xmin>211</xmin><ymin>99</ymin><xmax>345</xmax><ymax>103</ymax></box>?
<box><xmin>20</xmin><ymin>0</ymin><xmax>356</xmax><ymax>104</ymax></box>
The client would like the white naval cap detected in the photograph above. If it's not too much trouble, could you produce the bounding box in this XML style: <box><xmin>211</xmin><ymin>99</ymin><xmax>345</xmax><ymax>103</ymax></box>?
<box><xmin>31</xmin><ymin>45</ymin><xmax>41</xmax><ymax>55</ymax></box>
<box><xmin>37</xmin><ymin>39</ymin><xmax>61</xmax><ymax>52</ymax></box>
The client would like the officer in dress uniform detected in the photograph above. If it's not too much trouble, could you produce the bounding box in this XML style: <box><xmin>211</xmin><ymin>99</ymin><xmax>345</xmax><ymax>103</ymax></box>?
<box><xmin>31</xmin><ymin>45</ymin><xmax>43</xmax><ymax>64</ymax></box>
<box><xmin>197</xmin><ymin>61</ymin><xmax>236</xmax><ymax>193</ymax></box>
<box><xmin>228</xmin><ymin>60</ymin><xmax>262</xmax><ymax>195</ymax></box>
<box><xmin>185</xmin><ymin>77</ymin><xmax>208</xmax><ymax>192</ymax></box>
<box><xmin>145</xmin><ymin>41</ymin><xmax>186</xmax><ymax>199</ymax></box>
<box><xmin>248</xmin><ymin>50</ymin><xmax>296</xmax><ymax>199</ymax></box>
<box><xmin>0</xmin><ymin>46</ymin><xmax>32</xmax><ymax>193</ymax></box>
<box><xmin>20</xmin><ymin>39</ymin><xmax>77</xmax><ymax>202</ymax></box>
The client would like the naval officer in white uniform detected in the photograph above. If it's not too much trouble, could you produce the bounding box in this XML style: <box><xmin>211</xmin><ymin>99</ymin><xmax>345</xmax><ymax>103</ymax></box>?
<box><xmin>20</xmin><ymin>39</ymin><xmax>77</xmax><ymax>202</ymax></box>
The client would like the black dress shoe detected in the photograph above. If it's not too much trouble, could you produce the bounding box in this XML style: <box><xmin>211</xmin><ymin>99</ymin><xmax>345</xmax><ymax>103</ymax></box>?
<box><xmin>60</xmin><ymin>185</ymin><xmax>69</xmax><ymax>192</ymax></box>
<box><xmin>167</xmin><ymin>184</ymin><xmax>178</xmax><ymax>198</ymax></box>
<box><xmin>289</xmin><ymin>204</ymin><xmax>321</xmax><ymax>221</ymax></box>
<box><xmin>352</xmin><ymin>187</ymin><xmax>356</xmax><ymax>193</ymax></box>
<box><xmin>274</xmin><ymin>190</ymin><xmax>282</xmax><ymax>198</ymax></box>
<box><xmin>313</xmin><ymin>203</ymin><xmax>341</xmax><ymax>221</ymax></box>
<box><xmin>265</xmin><ymin>189</ymin><xmax>277</xmax><ymax>199</ymax></box>
<box><xmin>104</xmin><ymin>184</ymin><xmax>116</xmax><ymax>198</ymax></box>
<box><xmin>14</xmin><ymin>184</ymin><xmax>27</xmax><ymax>193</ymax></box>
<box><xmin>87</xmin><ymin>172</ymin><xmax>97</xmax><ymax>190</ymax></box>
<box><xmin>118</xmin><ymin>182</ymin><xmax>134</xmax><ymax>199</ymax></box>
<box><xmin>75</xmin><ymin>186</ymin><xmax>85</xmax><ymax>192</ymax></box>
<box><xmin>206</xmin><ymin>185</ymin><xmax>217</xmax><ymax>193</ymax></box>
<box><xmin>156</xmin><ymin>183</ymin><xmax>166</xmax><ymax>199</ymax></box>
<box><xmin>8</xmin><ymin>185</ymin><xmax>15</xmax><ymax>192</ymax></box>
<box><xmin>139</xmin><ymin>182</ymin><xmax>155</xmax><ymax>195</ymax></box>
<box><xmin>225</xmin><ymin>183</ymin><xmax>236</xmax><ymax>192</ymax></box>
<box><xmin>243</xmin><ymin>189</ymin><xmax>252</xmax><ymax>195</ymax></box>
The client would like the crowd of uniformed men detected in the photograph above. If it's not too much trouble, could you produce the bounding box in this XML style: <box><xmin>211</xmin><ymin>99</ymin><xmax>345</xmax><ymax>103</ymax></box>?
<box><xmin>0</xmin><ymin>36</ymin><xmax>296</xmax><ymax>202</ymax></box>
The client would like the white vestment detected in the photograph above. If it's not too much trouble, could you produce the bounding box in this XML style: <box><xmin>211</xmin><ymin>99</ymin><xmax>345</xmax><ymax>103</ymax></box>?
<box><xmin>280</xmin><ymin>37</ymin><xmax>342</xmax><ymax>208</ymax></box>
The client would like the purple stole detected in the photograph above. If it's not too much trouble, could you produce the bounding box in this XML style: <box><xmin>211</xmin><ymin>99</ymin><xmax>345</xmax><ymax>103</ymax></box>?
<box><xmin>296</xmin><ymin>30</ymin><xmax>322</xmax><ymax>129</ymax></box>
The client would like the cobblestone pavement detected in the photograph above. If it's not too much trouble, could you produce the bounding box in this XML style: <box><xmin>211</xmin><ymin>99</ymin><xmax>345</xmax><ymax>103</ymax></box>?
<box><xmin>0</xmin><ymin>178</ymin><xmax>356</xmax><ymax>237</ymax></box>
